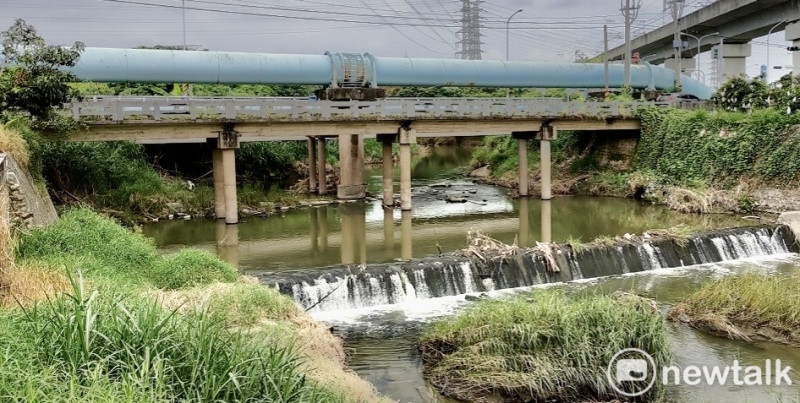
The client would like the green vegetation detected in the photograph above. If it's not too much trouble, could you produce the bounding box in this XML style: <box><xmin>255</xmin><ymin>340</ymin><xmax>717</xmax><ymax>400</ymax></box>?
<box><xmin>0</xmin><ymin>19</ymin><xmax>83</xmax><ymax>126</ymax></box>
<box><xmin>0</xmin><ymin>274</ymin><xmax>340</xmax><ymax>402</ymax></box>
<box><xmin>16</xmin><ymin>208</ymin><xmax>237</xmax><ymax>289</ymax></box>
<box><xmin>0</xmin><ymin>207</ymin><xmax>379</xmax><ymax>401</ymax></box>
<box><xmin>669</xmin><ymin>273</ymin><xmax>800</xmax><ymax>346</ymax></box>
<box><xmin>419</xmin><ymin>291</ymin><xmax>669</xmax><ymax>402</ymax></box>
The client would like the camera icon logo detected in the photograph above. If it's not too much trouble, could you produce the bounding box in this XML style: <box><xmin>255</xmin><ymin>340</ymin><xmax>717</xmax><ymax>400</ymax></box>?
<box><xmin>616</xmin><ymin>358</ymin><xmax>648</xmax><ymax>382</ymax></box>
<box><xmin>606</xmin><ymin>348</ymin><xmax>657</xmax><ymax>397</ymax></box>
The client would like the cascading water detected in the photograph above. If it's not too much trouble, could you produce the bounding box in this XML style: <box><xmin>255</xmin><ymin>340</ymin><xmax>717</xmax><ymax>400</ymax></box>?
<box><xmin>263</xmin><ymin>226</ymin><xmax>797</xmax><ymax>312</ymax></box>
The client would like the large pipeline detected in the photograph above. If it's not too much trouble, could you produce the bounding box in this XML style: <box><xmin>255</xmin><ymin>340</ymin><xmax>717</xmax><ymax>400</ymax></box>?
<box><xmin>69</xmin><ymin>47</ymin><xmax>715</xmax><ymax>99</ymax></box>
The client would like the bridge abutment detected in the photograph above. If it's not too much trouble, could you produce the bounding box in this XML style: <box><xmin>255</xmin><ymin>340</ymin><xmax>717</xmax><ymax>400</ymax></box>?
<box><xmin>337</xmin><ymin>134</ymin><xmax>366</xmax><ymax>200</ymax></box>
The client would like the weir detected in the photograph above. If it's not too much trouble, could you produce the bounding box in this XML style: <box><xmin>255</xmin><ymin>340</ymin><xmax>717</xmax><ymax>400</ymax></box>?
<box><xmin>262</xmin><ymin>225</ymin><xmax>798</xmax><ymax>312</ymax></box>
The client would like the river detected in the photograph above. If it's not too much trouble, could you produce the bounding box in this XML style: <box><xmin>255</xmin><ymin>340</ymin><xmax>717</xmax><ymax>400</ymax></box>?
<box><xmin>142</xmin><ymin>145</ymin><xmax>799</xmax><ymax>403</ymax></box>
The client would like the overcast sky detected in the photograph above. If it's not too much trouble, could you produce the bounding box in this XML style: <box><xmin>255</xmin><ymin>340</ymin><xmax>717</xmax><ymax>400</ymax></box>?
<box><xmin>1</xmin><ymin>0</ymin><xmax>793</xmax><ymax>83</ymax></box>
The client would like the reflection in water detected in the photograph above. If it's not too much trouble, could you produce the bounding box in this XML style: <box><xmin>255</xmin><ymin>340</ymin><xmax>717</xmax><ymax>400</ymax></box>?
<box><xmin>541</xmin><ymin>200</ymin><xmax>552</xmax><ymax>244</ymax></box>
<box><xmin>401</xmin><ymin>210</ymin><xmax>413</xmax><ymax>260</ymax></box>
<box><xmin>518</xmin><ymin>200</ymin><xmax>529</xmax><ymax>247</ymax></box>
<box><xmin>383</xmin><ymin>208</ymin><xmax>394</xmax><ymax>260</ymax></box>
<box><xmin>146</xmin><ymin>195</ymin><xmax>748</xmax><ymax>273</ymax></box>
<box><xmin>214</xmin><ymin>220</ymin><xmax>239</xmax><ymax>268</ymax></box>
<box><xmin>340</xmin><ymin>202</ymin><xmax>367</xmax><ymax>265</ymax></box>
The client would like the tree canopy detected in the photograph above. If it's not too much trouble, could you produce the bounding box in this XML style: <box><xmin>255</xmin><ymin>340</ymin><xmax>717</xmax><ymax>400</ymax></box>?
<box><xmin>0</xmin><ymin>19</ymin><xmax>84</xmax><ymax>122</ymax></box>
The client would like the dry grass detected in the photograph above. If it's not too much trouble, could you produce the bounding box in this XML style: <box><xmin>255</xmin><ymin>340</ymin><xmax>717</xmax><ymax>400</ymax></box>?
<box><xmin>461</xmin><ymin>230</ymin><xmax>520</xmax><ymax>262</ymax></box>
<box><xmin>0</xmin><ymin>263</ymin><xmax>71</xmax><ymax>307</ymax></box>
<box><xmin>0</xmin><ymin>125</ymin><xmax>30</xmax><ymax>171</ymax></box>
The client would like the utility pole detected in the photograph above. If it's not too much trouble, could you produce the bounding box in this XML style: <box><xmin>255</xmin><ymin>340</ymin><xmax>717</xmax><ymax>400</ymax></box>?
<box><xmin>665</xmin><ymin>0</ymin><xmax>685</xmax><ymax>90</ymax></box>
<box><xmin>604</xmin><ymin>24</ymin><xmax>610</xmax><ymax>99</ymax></box>
<box><xmin>620</xmin><ymin>0</ymin><xmax>641</xmax><ymax>87</ymax></box>
<box><xmin>457</xmin><ymin>0</ymin><xmax>483</xmax><ymax>60</ymax></box>
<box><xmin>182</xmin><ymin>0</ymin><xmax>187</xmax><ymax>51</ymax></box>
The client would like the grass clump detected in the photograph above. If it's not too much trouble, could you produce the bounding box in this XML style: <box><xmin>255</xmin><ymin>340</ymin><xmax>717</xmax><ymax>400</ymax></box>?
<box><xmin>16</xmin><ymin>208</ymin><xmax>236</xmax><ymax>290</ymax></box>
<box><xmin>151</xmin><ymin>249</ymin><xmax>238</xmax><ymax>290</ymax></box>
<box><xmin>0</xmin><ymin>273</ymin><xmax>341</xmax><ymax>402</ymax></box>
<box><xmin>669</xmin><ymin>273</ymin><xmax>800</xmax><ymax>346</ymax></box>
<box><xmin>419</xmin><ymin>291</ymin><xmax>669</xmax><ymax>402</ymax></box>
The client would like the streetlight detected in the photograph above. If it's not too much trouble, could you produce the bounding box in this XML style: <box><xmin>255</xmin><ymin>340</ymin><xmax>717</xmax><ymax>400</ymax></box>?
<box><xmin>506</xmin><ymin>9</ymin><xmax>523</xmax><ymax>61</ymax></box>
<box><xmin>680</xmin><ymin>31</ymin><xmax>719</xmax><ymax>82</ymax></box>
<box><xmin>767</xmin><ymin>19</ymin><xmax>788</xmax><ymax>83</ymax></box>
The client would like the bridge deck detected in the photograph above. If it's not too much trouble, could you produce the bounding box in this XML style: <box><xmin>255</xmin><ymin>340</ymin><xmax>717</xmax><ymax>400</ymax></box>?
<box><xmin>64</xmin><ymin>97</ymin><xmax>645</xmax><ymax>143</ymax></box>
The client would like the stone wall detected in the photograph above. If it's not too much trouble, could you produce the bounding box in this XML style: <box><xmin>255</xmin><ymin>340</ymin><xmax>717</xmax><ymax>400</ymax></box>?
<box><xmin>0</xmin><ymin>153</ymin><xmax>58</xmax><ymax>230</ymax></box>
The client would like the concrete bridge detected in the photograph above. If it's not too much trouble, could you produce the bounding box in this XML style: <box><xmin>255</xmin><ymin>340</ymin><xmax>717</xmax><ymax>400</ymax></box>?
<box><xmin>592</xmin><ymin>0</ymin><xmax>800</xmax><ymax>79</ymax></box>
<box><xmin>63</xmin><ymin>95</ymin><xmax>646</xmax><ymax>224</ymax></box>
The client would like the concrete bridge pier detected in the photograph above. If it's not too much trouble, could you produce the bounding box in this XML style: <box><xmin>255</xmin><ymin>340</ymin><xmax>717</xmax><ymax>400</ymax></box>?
<box><xmin>316</xmin><ymin>137</ymin><xmax>327</xmax><ymax>195</ymax></box>
<box><xmin>539</xmin><ymin>126</ymin><xmax>555</xmax><ymax>201</ymax></box>
<box><xmin>307</xmin><ymin>137</ymin><xmax>317</xmax><ymax>193</ymax></box>
<box><xmin>786</xmin><ymin>23</ymin><xmax>800</xmax><ymax>76</ymax></box>
<box><xmin>664</xmin><ymin>57</ymin><xmax>696</xmax><ymax>76</ymax></box>
<box><xmin>721</xmin><ymin>43</ymin><xmax>751</xmax><ymax>79</ymax></box>
<box><xmin>378</xmin><ymin>134</ymin><xmax>395</xmax><ymax>207</ymax></box>
<box><xmin>513</xmin><ymin>131</ymin><xmax>536</xmax><ymax>197</ymax></box>
<box><xmin>337</xmin><ymin>134</ymin><xmax>366</xmax><ymax>200</ymax></box>
<box><xmin>211</xmin><ymin>148</ymin><xmax>225</xmax><ymax>218</ymax></box>
<box><xmin>399</xmin><ymin>128</ymin><xmax>416</xmax><ymax>211</ymax></box>
<box><xmin>209</xmin><ymin>131</ymin><xmax>240</xmax><ymax>224</ymax></box>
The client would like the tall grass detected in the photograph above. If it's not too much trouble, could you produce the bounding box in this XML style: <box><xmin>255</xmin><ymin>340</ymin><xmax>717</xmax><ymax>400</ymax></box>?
<box><xmin>0</xmin><ymin>273</ymin><xmax>341</xmax><ymax>402</ymax></box>
<box><xmin>420</xmin><ymin>291</ymin><xmax>669</xmax><ymax>402</ymax></box>
<box><xmin>16</xmin><ymin>208</ymin><xmax>237</xmax><ymax>290</ymax></box>
<box><xmin>670</xmin><ymin>273</ymin><xmax>800</xmax><ymax>344</ymax></box>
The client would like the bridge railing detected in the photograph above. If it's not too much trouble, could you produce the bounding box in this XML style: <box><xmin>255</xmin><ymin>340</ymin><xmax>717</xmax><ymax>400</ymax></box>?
<box><xmin>67</xmin><ymin>96</ymin><xmax>644</xmax><ymax>123</ymax></box>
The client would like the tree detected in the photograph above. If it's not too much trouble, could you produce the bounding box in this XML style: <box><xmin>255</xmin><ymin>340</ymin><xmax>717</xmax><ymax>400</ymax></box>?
<box><xmin>0</xmin><ymin>19</ymin><xmax>84</xmax><ymax>122</ymax></box>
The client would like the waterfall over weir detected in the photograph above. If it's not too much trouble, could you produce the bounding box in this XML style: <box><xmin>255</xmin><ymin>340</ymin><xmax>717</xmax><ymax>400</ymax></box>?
<box><xmin>261</xmin><ymin>226</ymin><xmax>798</xmax><ymax>312</ymax></box>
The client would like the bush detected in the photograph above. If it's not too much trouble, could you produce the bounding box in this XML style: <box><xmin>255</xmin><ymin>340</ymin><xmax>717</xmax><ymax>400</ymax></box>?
<box><xmin>420</xmin><ymin>291</ymin><xmax>669</xmax><ymax>402</ymax></box>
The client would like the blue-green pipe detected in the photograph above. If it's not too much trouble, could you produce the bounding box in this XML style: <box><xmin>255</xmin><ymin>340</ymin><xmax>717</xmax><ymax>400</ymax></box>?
<box><xmin>69</xmin><ymin>47</ymin><xmax>714</xmax><ymax>99</ymax></box>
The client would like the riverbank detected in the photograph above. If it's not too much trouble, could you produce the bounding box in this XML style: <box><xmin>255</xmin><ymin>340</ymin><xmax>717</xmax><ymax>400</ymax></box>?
<box><xmin>669</xmin><ymin>273</ymin><xmax>800</xmax><ymax>347</ymax></box>
<box><xmin>470</xmin><ymin>107</ymin><xmax>800</xmax><ymax>215</ymax></box>
<box><xmin>0</xmin><ymin>208</ymin><xmax>385</xmax><ymax>401</ymax></box>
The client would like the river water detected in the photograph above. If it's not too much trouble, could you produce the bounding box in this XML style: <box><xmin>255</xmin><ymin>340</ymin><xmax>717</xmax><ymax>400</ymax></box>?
<box><xmin>142</xmin><ymin>146</ymin><xmax>799</xmax><ymax>402</ymax></box>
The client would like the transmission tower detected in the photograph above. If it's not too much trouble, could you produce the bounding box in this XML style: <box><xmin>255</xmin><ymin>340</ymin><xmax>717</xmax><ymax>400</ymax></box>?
<box><xmin>456</xmin><ymin>0</ymin><xmax>483</xmax><ymax>60</ymax></box>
